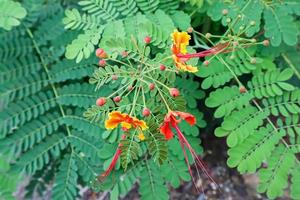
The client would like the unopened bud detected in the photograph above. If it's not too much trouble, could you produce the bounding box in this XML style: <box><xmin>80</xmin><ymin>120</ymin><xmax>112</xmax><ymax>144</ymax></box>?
<box><xmin>142</xmin><ymin>108</ymin><xmax>151</xmax><ymax>117</ymax></box>
<box><xmin>261</xmin><ymin>162</ymin><xmax>268</xmax><ymax>168</ymax></box>
<box><xmin>96</xmin><ymin>48</ymin><xmax>107</xmax><ymax>59</ymax></box>
<box><xmin>121</xmin><ymin>51</ymin><xmax>128</xmax><ymax>58</ymax></box>
<box><xmin>112</xmin><ymin>75</ymin><xmax>118</xmax><ymax>80</ymax></box>
<box><xmin>113</xmin><ymin>96</ymin><xmax>122</xmax><ymax>103</ymax></box>
<box><xmin>205</xmin><ymin>33</ymin><xmax>211</xmax><ymax>39</ymax></box>
<box><xmin>222</xmin><ymin>9</ymin><xmax>228</xmax><ymax>15</ymax></box>
<box><xmin>149</xmin><ymin>83</ymin><xmax>155</xmax><ymax>90</ymax></box>
<box><xmin>144</xmin><ymin>36</ymin><xmax>151</xmax><ymax>44</ymax></box>
<box><xmin>263</xmin><ymin>40</ymin><xmax>270</xmax><ymax>46</ymax></box>
<box><xmin>96</xmin><ymin>97</ymin><xmax>106</xmax><ymax>106</ymax></box>
<box><xmin>98</xmin><ymin>59</ymin><xmax>106</xmax><ymax>67</ymax></box>
<box><xmin>187</xmin><ymin>27</ymin><xmax>193</xmax><ymax>33</ymax></box>
<box><xmin>170</xmin><ymin>88</ymin><xmax>180</xmax><ymax>97</ymax></box>
<box><xmin>239</xmin><ymin>86</ymin><xmax>247</xmax><ymax>93</ymax></box>
<box><xmin>203</xmin><ymin>60</ymin><xmax>209</xmax><ymax>66</ymax></box>
<box><xmin>250</xmin><ymin>58</ymin><xmax>256</xmax><ymax>64</ymax></box>
<box><xmin>160</xmin><ymin>64</ymin><xmax>166</xmax><ymax>71</ymax></box>
<box><xmin>128</xmin><ymin>86</ymin><xmax>133</xmax><ymax>91</ymax></box>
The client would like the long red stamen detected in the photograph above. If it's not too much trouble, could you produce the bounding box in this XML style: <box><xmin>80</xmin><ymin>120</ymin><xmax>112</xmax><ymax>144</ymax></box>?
<box><xmin>177</xmin><ymin>131</ymin><xmax>199</xmax><ymax>191</ymax></box>
<box><xmin>174</xmin><ymin>125</ymin><xmax>218</xmax><ymax>188</ymax></box>
<box><xmin>177</xmin><ymin>42</ymin><xmax>230</xmax><ymax>59</ymax></box>
<box><xmin>99</xmin><ymin>148</ymin><xmax>121</xmax><ymax>179</ymax></box>
<box><xmin>98</xmin><ymin>135</ymin><xmax>126</xmax><ymax>181</ymax></box>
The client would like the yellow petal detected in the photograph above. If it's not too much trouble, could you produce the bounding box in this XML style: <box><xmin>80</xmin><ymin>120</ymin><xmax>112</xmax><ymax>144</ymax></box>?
<box><xmin>175</xmin><ymin>59</ymin><xmax>198</xmax><ymax>73</ymax></box>
<box><xmin>138</xmin><ymin>133</ymin><xmax>145</xmax><ymax>141</ymax></box>
<box><xmin>121</xmin><ymin>122</ymin><xmax>132</xmax><ymax>129</ymax></box>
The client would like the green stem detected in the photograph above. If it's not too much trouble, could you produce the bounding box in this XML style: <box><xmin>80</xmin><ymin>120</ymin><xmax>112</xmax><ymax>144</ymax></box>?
<box><xmin>25</xmin><ymin>28</ymin><xmax>72</xmax><ymax>137</ymax></box>
<box><xmin>282</xmin><ymin>53</ymin><xmax>300</xmax><ymax>80</ymax></box>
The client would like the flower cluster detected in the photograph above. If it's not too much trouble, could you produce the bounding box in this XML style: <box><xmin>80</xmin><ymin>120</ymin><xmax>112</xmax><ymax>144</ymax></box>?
<box><xmin>89</xmin><ymin>29</ymin><xmax>244</xmax><ymax>186</ymax></box>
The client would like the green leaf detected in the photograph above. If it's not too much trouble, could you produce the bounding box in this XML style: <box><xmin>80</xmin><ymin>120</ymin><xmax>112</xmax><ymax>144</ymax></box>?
<box><xmin>263</xmin><ymin>6</ymin><xmax>299</xmax><ymax>46</ymax></box>
<box><xmin>65</xmin><ymin>27</ymin><xmax>103</xmax><ymax>63</ymax></box>
<box><xmin>0</xmin><ymin>0</ymin><xmax>27</xmax><ymax>30</ymax></box>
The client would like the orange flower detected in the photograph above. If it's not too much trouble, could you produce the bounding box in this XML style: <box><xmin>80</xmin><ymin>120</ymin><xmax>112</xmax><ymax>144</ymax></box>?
<box><xmin>105</xmin><ymin>111</ymin><xmax>148</xmax><ymax>130</ymax></box>
<box><xmin>159</xmin><ymin>111</ymin><xmax>196</xmax><ymax>140</ymax></box>
<box><xmin>171</xmin><ymin>30</ymin><xmax>198</xmax><ymax>73</ymax></box>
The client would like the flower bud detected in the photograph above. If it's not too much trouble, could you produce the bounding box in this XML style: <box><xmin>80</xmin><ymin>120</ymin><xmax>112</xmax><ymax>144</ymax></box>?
<box><xmin>149</xmin><ymin>83</ymin><xmax>155</xmax><ymax>90</ymax></box>
<box><xmin>250</xmin><ymin>21</ymin><xmax>256</xmax><ymax>26</ymax></box>
<box><xmin>261</xmin><ymin>162</ymin><xmax>268</xmax><ymax>168</ymax></box>
<box><xmin>112</xmin><ymin>75</ymin><xmax>118</xmax><ymax>80</ymax></box>
<box><xmin>170</xmin><ymin>88</ymin><xmax>180</xmax><ymax>97</ymax></box>
<box><xmin>187</xmin><ymin>27</ymin><xmax>193</xmax><ymax>33</ymax></box>
<box><xmin>250</xmin><ymin>58</ymin><xmax>256</xmax><ymax>64</ymax></box>
<box><xmin>142</xmin><ymin>108</ymin><xmax>151</xmax><ymax>117</ymax></box>
<box><xmin>205</xmin><ymin>33</ymin><xmax>211</xmax><ymax>39</ymax></box>
<box><xmin>113</xmin><ymin>96</ymin><xmax>122</xmax><ymax>103</ymax></box>
<box><xmin>222</xmin><ymin>9</ymin><xmax>228</xmax><ymax>15</ymax></box>
<box><xmin>226</xmin><ymin>18</ymin><xmax>231</xmax><ymax>23</ymax></box>
<box><xmin>239</xmin><ymin>86</ymin><xmax>247</xmax><ymax>93</ymax></box>
<box><xmin>121</xmin><ymin>51</ymin><xmax>128</xmax><ymax>58</ymax></box>
<box><xmin>263</xmin><ymin>40</ymin><xmax>270</xmax><ymax>46</ymax></box>
<box><xmin>98</xmin><ymin>59</ymin><xmax>106</xmax><ymax>67</ymax></box>
<box><xmin>203</xmin><ymin>60</ymin><xmax>209</xmax><ymax>66</ymax></box>
<box><xmin>251</xmin><ymin>38</ymin><xmax>257</xmax><ymax>43</ymax></box>
<box><xmin>96</xmin><ymin>48</ymin><xmax>107</xmax><ymax>59</ymax></box>
<box><xmin>96</xmin><ymin>97</ymin><xmax>106</xmax><ymax>106</ymax></box>
<box><xmin>144</xmin><ymin>36</ymin><xmax>151</xmax><ymax>44</ymax></box>
<box><xmin>160</xmin><ymin>64</ymin><xmax>166</xmax><ymax>71</ymax></box>
<box><xmin>128</xmin><ymin>86</ymin><xmax>133</xmax><ymax>91</ymax></box>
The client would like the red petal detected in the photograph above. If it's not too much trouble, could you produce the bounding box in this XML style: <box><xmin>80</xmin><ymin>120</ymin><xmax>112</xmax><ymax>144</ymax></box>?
<box><xmin>175</xmin><ymin>111</ymin><xmax>196</xmax><ymax>126</ymax></box>
<box><xmin>159</xmin><ymin>122</ymin><xmax>173</xmax><ymax>140</ymax></box>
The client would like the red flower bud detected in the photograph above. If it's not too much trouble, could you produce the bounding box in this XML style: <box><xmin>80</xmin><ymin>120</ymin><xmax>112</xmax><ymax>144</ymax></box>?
<box><xmin>263</xmin><ymin>40</ymin><xmax>269</xmax><ymax>46</ymax></box>
<box><xmin>170</xmin><ymin>88</ymin><xmax>180</xmax><ymax>97</ymax></box>
<box><xmin>142</xmin><ymin>108</ymin><xmax>151</xmax><ymax>117</ymax></box>
<box><xmin>99</xmin><ymin>59</ymin><xmax>106</xmax><ymax>67</ymax></box>
<box><xmin>159</xmin><ymin>64</ymin><xmax>166</xmax><ymax>71</ymax></box>
<box><xmin>144</xmin><ymin>36</ymin><xmax>151</xmax><ymax>44</ymax></box>
<box><xmin>149</xmin><ymin>83</ymin><xmax>155</xmax><ymax>90</ymax></box>
<box><xmin>96</xmin><ymin>97</ymin><xmax>106</xmax><ymax>106</ymax></box>
<box><xmin>239</xmin><ymin>86</ymin><xmax>247</xmax><ymax>93</ymax></box>
<box><xmin>203</xmin><ymin>60</ymin><xmax>209</xmax><ymax>66</ymax></box>
<box><xmin>112</xmin><ymin>75</ymin><xmax>118</xmax><ymax>80</ymax></box>
<box><xmin>96</xmin><ymin>48</ymin><xmax>107</xmax><ymax>59</ymax></box>
<box><xmin>121</xmin><ymin>51</ymin><xmax>128</xmax><ymax>58</ymax></box>
<box><xmin>113</xmin><ymin>96</ymin><xmax>122</xmax><ymax>103</ymax></box>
